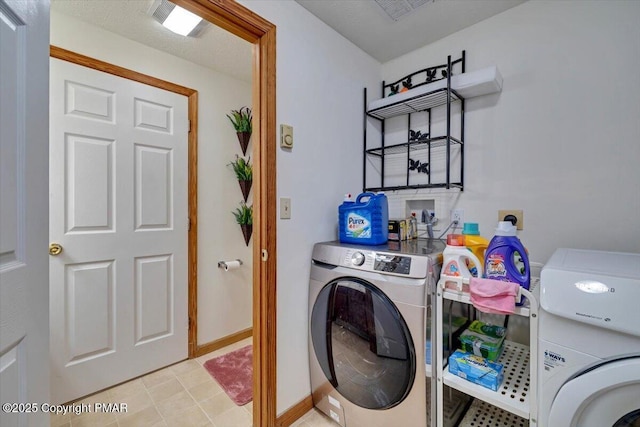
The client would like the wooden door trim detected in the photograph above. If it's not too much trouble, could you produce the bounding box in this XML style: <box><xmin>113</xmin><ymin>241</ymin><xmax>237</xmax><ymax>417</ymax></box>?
<box><xmin>275</xmin><ymin>395</ymin><xmax>313</xmax><ymax>427</ymax></box>
<box><xmin>194</xmin><ymin>327</ymin><xmax>253</xmax><ymax>357</ymax></box>
<box><xmin>49</xmin><ymin>45</ymin><xmax>201</xmax><ymax>359</ymax></box>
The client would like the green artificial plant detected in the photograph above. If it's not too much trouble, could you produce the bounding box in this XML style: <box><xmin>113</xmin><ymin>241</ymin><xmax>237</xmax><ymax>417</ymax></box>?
<box><xmin>233</xmin><ymin>201</ymin><xmax>253</xmax><ymax>225</ymax></box>
<box><xmin>226</xmin><ymin>106</ymin><xmax>253</xmax><ymax>133</ymax></box>
<box><xmin>228</xmin><ymin>155</ymin><xmax>253</xmax><ymax>181</ymax></box>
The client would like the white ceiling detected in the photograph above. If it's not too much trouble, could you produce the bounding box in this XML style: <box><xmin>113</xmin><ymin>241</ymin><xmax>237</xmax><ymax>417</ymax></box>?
<box><xmin>295</xmin><ymin>0</ymin><xmax>527</xmax><ymax>62</ymax></box>
<box><xmin>51</xmin><ymin>0</ymin><xmax>526</xmax><ymax>82</ymax></box>
<box><xmin>51</xmin><ymin>0</ymin><xmax>253</xmax><ymax>83</ymax></box>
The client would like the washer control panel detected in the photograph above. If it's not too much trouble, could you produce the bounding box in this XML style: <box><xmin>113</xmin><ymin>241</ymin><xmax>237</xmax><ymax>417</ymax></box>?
<box><xmin>374</xmin><ymin>253</ymin><xmax>411</xmax><ymax>275</ymax></box>
<box><xmin>343</xmin><ymin>249</ymin><xmax>411</xmax><ymax>275</ymax></box>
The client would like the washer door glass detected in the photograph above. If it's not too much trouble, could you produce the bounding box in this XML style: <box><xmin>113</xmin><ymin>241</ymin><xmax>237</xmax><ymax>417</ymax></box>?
<box><xmin>310</xmin><ymin>277</ymin><xmax>416</xmax><ymax>410</ymax></box>
<box><xmin>614</xmin><ymin>409</ymin><xmax>640</xmax><ymax>427</ymax></box>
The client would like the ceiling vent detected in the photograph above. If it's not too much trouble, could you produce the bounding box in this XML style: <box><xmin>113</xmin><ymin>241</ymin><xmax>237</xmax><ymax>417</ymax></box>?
<box><xmin>374</xmin><ymin>0</ymin><xmax>434</xmax><ymax>21</ymax></box>
<box><xmin>148</xmin><ymin>0</ymin><xmax>208</xmax><ymax>37</ymax></box>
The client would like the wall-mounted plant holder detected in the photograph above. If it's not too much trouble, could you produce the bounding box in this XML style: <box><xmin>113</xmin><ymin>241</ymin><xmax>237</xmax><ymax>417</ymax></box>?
<box><xmin>227</xmin><ymin>108</ymin><xmax>253</xmax><ymax>245</ymax></box>
<box><xmin>233</xmin><ymin>201</ymin><xmax>253</xmax><ymax>246</ymax></box>
<box><xmin>227</xmin><ymin>107</ymin><xmax>253</xmax><ymax>155</ymax></box>
<box><xmin>238</xmin><ymin>180</ymin><xmax>252</xmax><ymax>202</ymax></box>
<box><xmin>236</xmin><ymin>132</ymin><xmax>251</xmax><ymax>156</ymax></box>
<box><xmin>228</xmin><ymin>155</ymin><xmax>252</xmax><ymax>202</ymax></box>
<box><xmin>240</xmin><ymin>224</ymin><xmax>252</xmax><ymax>247</ymax></box>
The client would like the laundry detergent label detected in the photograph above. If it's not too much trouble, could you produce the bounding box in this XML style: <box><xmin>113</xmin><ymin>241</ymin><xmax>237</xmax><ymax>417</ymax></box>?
<box><xmin>346</xmin><ymin>212</ymin><xmax>371</xmax><ymax>238</ymax></box>
<box><xmin>443</xmin><ymin>260</ymin><xmax>461</xmax><ymax>276</ymax></box>
<box><xmin>486</xmin><ymin>254</ymin><xmax>507</xmax><ymax>277</ymax></box>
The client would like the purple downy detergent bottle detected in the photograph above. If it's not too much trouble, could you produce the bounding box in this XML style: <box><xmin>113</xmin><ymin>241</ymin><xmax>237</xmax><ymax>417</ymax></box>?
<box><xmin>484</xmin><ymin>221</ymin><xmax>530</xmax><ymax>305</ymax></box>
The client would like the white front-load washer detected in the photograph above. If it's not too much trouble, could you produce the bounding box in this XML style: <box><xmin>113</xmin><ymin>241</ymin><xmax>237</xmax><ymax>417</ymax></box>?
<box><xmin>308</xmin><ymin>239</ymin><xmax>446</xmax><ymax>427</ymax></box>
<box><xmin>538</xmin><ymin>248</ymin><xmax>640</xmax><ymax>427</ymax></box>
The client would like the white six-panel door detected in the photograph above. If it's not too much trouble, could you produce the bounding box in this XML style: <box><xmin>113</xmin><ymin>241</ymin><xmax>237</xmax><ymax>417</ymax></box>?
<box><xmin>0</xmin><ymin>1</ymin><xmax>50</xmax><ymax>426</ymax></box>
<box><xmin>49</xmin><ymin>58</ymin><xmax>188</xmax><ymax>404</ymax></box>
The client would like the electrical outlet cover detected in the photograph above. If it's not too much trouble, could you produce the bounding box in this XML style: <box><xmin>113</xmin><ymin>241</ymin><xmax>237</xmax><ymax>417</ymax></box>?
<box><xmin>450</xmin><ymin>209</ymin><xmax>464</xmax><ymax>225</ymax></box>
<box><xmin>498</xmin><ymin>209</ymin><xmax>523</xmax><ymax>230</ymax></box>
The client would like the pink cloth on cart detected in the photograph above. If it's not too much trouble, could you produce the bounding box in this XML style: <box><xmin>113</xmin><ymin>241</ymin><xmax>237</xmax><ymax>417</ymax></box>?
<box><xmin>469</xmin><ymin>278</ymin><xmax>519</xmax><ymax>314</ymax></box>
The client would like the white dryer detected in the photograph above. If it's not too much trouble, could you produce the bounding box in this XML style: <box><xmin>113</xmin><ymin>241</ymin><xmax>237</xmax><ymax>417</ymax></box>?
<box><xmin>538</xmin><ymin>248</ymin><xmax>640</xmax><ymax>427</ymax></box>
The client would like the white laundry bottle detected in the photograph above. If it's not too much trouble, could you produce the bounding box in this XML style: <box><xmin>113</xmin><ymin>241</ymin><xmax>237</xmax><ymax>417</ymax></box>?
<box><xmin>440</xmin><ymin>234</ymin><xmax>483</xmax><ymax>293</ymax></box>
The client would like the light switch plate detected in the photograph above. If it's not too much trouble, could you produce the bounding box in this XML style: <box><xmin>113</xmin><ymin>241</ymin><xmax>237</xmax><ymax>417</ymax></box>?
<box><xmin>280</xmin><ymin>124</ymin><xmax>293</xmax><ymax>149</ymax></box>
<box><xmin>280</xmin><ymin>198</ymin><xmax>291</xmax><ymax>219</ymax></box>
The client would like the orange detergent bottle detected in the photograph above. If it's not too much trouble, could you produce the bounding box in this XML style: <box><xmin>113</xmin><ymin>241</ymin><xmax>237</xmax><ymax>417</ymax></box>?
<box><xmin>462</xmin><ymin>223</ymin><xmax>489</xmax><ymax>277</ymax></box>
<box><xmin>441</xmin><ymin>234</ymin><xmax>483</xmax><ymax>292</ymax></box>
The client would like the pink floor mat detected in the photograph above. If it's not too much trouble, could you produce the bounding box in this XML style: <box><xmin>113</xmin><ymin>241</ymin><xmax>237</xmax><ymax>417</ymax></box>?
<box><xmin>203</xmin><ymin>345</ymin><xmax>253</xmax><ymax>406</ymax></box>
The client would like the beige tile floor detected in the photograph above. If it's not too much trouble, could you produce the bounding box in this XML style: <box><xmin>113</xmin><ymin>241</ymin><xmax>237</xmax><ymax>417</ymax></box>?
<box><xmin>49</xmin><ymin>336</ymin><xmax>336</xmax><ymax>427</ymax></box>
<box><xmin>50</xmin><ymin>338</ymin><xmax>255</xmax><ymax>427</ymax></box>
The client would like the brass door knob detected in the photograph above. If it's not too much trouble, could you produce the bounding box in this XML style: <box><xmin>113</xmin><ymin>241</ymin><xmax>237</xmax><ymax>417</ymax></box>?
<box><xmin>49</xmin><ymin>243</ymin><xmax>63</xmax><ymax>256</ymax></box>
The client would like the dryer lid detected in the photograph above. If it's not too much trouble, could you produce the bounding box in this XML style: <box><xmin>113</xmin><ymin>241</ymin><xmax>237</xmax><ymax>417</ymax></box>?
<box><xmin>541</xmin><ymin>248</ymin><xmax>640</xmax><ymax>337</ymax></box>
<box><xmin>548</xmin><ymin>356</ymin><xmax>640</xmax><ymax>427</ymax></box>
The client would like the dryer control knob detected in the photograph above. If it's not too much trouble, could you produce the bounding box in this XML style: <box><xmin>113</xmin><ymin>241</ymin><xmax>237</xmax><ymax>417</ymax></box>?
<box><xmin>351</xmin><ymin>252</ymin><xmax>365</xmax><ymax>266</ymax></box>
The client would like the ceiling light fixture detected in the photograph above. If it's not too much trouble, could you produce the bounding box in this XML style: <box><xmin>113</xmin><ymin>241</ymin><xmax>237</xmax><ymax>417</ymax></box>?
<box><xmin>149</xmin><ymin>0</ymin><xmax>207</xmax><ymax>37</ymax></box>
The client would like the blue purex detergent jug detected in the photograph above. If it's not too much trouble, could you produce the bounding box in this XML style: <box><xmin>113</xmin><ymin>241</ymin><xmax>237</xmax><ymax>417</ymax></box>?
<box><xmin>484</xmin><ymin>221</ymin><xmax>530</xmax><ymax>305</ymax></box>
<box><xmin>339</xmin><ymin>192</ymin><xmax>388</xmax><ymax>245</ymax></box>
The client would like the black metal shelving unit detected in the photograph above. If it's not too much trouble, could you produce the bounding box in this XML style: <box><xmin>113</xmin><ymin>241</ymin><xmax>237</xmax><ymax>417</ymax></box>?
<box><xmin>364</xmin><ymin>51</ymin><xmax>466</xmax><ymax>192</ymax></box>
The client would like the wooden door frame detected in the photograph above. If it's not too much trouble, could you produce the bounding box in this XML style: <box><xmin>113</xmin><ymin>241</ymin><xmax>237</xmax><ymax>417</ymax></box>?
<box><xmin>173</xmin><ymin>2</ymin><xmax>278</xmax><ymax>425</ymax></box>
